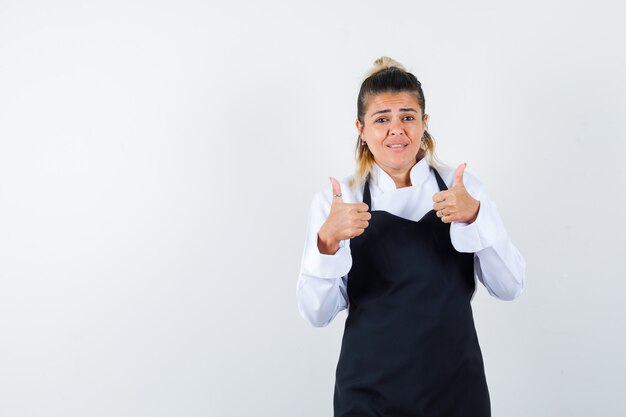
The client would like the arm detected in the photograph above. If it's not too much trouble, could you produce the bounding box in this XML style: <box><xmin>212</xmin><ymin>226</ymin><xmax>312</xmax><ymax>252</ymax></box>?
<box><xmin>296</xmin><ymin>188</ymin><xmax>353</xmax><ymax>327</ymax></box>
<box><xmin>448</xmin><ymin>172</ymin><xmax>526</xmax><ymax>300</ymax></box>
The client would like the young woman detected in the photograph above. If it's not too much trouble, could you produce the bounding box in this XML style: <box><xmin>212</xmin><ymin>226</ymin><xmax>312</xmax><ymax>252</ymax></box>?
<box><xmin>297</xmin><ymin>57</ymin><xmax>525</xmax><ymax>417</ymax></box>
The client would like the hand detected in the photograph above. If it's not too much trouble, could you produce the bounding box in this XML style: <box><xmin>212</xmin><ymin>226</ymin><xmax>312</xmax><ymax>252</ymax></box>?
<box><xmin>432</xmin><ymin>163</ymin><xmax>480</xmax><ymax>224</ymax></box>
<box><xmin>317</xmin><ymin>177</ymin><xmax>371</xmax><ymax>254</ymax></box>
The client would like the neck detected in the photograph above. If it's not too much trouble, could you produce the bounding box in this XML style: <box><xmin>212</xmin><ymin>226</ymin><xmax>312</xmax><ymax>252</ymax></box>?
<box><xmin>385</xmin><ymin>169</ymin><xmax>412</xmax><ymax>188</ymax></box>
<box><xmin>375</xmin><ymin>161</ymin><xmax>418</xmax><ymax>189</ymax></box>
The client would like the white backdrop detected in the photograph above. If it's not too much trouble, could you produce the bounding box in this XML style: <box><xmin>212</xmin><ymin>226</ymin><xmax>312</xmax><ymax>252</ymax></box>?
<box><xmin>1</xmin><ymin>1</ymin><xmax>625</xmax><ymax>416</ymax></box>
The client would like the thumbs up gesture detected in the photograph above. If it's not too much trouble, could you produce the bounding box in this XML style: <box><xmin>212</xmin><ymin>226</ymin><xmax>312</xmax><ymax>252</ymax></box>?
<box><xmin>432</xmin><ymin>163</ymin><xmax>480</xmax><ymax>224</ymax></box>
<box><xmin>317</xmin><ymin>177</ymin><xmax>372</xmax><ymax>255</ymax></box>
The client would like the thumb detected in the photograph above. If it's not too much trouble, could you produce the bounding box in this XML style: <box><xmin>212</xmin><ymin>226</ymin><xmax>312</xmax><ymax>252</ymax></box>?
<box><xmin>452</xmin><ymin>163</ymin><xmax>467</xmax><ymax>187</ymax></box>
<box><xmin>329</xmin><ymin>177</ymin><xmax>344</xmax><ymax>202</ymax></box>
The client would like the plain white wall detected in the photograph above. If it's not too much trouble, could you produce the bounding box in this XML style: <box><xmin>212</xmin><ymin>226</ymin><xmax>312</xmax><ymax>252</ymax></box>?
<box><xmin>1</xmin><ymin>0</ymin><xmax>625</xmax><ymax>416</ymax></box>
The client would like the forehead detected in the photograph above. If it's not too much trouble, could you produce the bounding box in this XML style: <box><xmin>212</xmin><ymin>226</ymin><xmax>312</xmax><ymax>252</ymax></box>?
<box><xmin>364</xmin><ymin>91</ymin><xmax>421</xmax><ymax>114</ymax></box>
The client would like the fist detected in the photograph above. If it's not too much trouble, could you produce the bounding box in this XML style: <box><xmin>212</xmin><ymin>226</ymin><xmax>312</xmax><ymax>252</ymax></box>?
<box><xmin>318</xmin><ymin>177</ymin><xmax>371</xmax><ymax>254</ymax></box>
<box><xmin>432</xmin><ymin>163</ymin><xmax>480</xmax><ymax>224</ymax></box>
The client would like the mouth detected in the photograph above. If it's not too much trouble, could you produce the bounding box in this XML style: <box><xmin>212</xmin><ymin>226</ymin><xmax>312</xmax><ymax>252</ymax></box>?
<box><xmin>386</xmin><ymin>143</ymin><xmax>409</xmax><ymax>150</ymax></box>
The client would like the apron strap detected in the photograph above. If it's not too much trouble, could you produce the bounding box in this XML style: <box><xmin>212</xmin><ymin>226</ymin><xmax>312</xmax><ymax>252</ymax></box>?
<box><xmin>432</xmin><ymin>167</ymin><xmax>448</xmax><ymax>191</ymax></box>
<box><xmin>363</xmin><ymin>176</ymin><xmax>372</xmax><ymax>209</ymax></box>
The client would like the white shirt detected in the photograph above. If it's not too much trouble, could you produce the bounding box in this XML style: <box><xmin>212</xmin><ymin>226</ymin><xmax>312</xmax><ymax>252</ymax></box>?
<box><xmin>296</xmin><ymin>158</ymin><xmax>526</xmax><ymax>327</ymax></box>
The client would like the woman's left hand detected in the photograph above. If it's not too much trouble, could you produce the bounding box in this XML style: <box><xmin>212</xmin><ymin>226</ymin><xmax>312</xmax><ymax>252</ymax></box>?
<box><xmin>432</xmin><ymin>163</ymin><xmax>480</xmax><ymax>224</ymax></box>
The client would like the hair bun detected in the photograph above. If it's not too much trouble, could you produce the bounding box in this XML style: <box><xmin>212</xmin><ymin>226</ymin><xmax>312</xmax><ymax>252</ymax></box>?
<box><xmin>366</xmin><ymin>56</ymin><xmax>406</xmax><ymax>77</ymax></box>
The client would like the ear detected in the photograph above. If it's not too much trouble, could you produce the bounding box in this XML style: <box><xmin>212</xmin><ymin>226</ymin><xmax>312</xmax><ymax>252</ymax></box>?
<box><xmin>423</xmin><ymin>113</ymin><xmax>429</xmax><ymax>125</ymax></box>
<box><xmin>355</xmin><ymin>119</ymin><xmax>364</xmax><ymax>135</ymax></box>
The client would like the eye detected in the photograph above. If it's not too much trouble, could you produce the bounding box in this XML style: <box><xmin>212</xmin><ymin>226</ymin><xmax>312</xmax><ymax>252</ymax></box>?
<box><xmin>403</xmin><ymin>115</ymin><xmax>415</xmax><ymax>121</ymax></box>
<box><xmin>375</xmin><ymin>117</ymin><xmax>388</xmax><ymax>123</ymax></box>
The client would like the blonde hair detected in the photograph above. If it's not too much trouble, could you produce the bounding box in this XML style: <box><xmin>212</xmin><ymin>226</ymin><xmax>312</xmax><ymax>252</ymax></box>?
<box><xmin>351</xmin><ymin>57</ymin><xmax>443</xmax><ymax>188</ymax></box>
<box><xmin>366</xmin><ymin>56</ymin><xmax>407</xmax><ymax>76</ymax></box>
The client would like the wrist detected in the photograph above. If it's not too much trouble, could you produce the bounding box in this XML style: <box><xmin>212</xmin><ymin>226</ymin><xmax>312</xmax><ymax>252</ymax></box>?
<box><xmin>317</xmin><ymin>231</ymin><xmax>340</xmax><ymax>255</ymax></box>
<box><xmin>467</xmin><ymin>200</ymin><xmax>480</xmax><ymax>224</ymax></box>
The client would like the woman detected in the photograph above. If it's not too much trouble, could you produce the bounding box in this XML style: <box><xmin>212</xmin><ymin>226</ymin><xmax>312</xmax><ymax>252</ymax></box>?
<box><xmin>297</xmin><ymin>57</ymin><xmax>525</xmax><ymax>417</ymax></box>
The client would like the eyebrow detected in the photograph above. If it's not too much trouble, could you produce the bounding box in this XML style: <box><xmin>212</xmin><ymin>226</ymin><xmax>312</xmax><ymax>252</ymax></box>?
<box><xmin>370</xmin><ymin>108</ymin><xmax>419</xmax><ymax>117</ymax></box>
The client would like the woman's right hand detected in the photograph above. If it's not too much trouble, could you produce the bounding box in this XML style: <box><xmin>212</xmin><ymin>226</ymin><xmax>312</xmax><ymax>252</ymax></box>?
<box><xmin>317</xmin><ymin>177</ymin><xmax>371</xmax><ymax>255</ymax></box>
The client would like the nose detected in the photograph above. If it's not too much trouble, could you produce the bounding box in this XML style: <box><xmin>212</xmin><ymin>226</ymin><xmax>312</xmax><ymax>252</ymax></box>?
<box><xmin>389</xmin><ymin>119</ymin><xmax>404</xmax><ymax>135</ymax></box>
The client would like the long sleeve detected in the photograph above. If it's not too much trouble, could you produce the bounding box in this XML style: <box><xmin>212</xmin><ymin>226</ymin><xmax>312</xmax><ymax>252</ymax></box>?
<box><xmin>296</xmin><ymin>182</ymin><xmax>354</xmax><ymax>327</ymax></box>
<box><xmin>449</xmin><ymin>176</ymin><xmax>525</xmax><ymax>300</ymax></box>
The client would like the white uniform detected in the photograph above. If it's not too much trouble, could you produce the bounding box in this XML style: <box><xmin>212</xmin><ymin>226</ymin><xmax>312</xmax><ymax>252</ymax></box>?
<box><xmin>297</xmin><ymin>158</ymin><xmax>526</xmax><ymax>327</ymax></box>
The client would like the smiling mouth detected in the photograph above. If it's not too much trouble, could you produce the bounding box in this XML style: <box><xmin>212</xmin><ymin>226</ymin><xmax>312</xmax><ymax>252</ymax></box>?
<box><xmin>386</xmin><ymin>144</ymin><xmax>408</xmax><ymax>148</ymax></box>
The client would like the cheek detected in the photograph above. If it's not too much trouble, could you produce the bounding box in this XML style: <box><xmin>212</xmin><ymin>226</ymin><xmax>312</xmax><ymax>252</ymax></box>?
<box><xmin>364</xmin><ymin>127</ymin><xmax>383</xmax><ymax>141</ymax></box>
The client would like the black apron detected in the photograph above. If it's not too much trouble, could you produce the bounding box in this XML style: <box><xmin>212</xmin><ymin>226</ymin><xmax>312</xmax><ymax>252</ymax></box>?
<box><xmin>334</xmin><ymin>168</ymin><xmax>490</xmax><ymax>417</ymax></box>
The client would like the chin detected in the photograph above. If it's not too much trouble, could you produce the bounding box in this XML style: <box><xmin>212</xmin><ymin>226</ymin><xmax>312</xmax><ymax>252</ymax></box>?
<box><xmin>391</xmin><ymin>155</ymin><xmax>417</xmax><ymax>166</ymax></box>
<box><xmin>384</xmin><ymin>160</ymin><xmax>416</xmax><ymax>172</ymax></box>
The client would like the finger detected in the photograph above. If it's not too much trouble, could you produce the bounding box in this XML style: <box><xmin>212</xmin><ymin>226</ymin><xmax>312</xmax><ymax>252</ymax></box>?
<box><xmin>432</xmin><ymin>191</ymin><xmax>447</xmax><ymax>203</ymax></box>
<box><xmin>329</xmin><ymin>177</ymin><xmax>343</xmax><ymax>202</ymax></box>
<box><xmin>356</xmin><ymin>220</ymin><xmax>369</xmax><ymax>229</ymax></box>
<box><xmin>439</xmin><ymin>210</ymin><xmax>456</xmax><ymax>223</ymax></box>
<box><xmin>433</xmin><ymin>201</ymin><xmax>446</xmax><ymax>211</ymax></box>
<box><xmin>355</xmin><ymin>202</ymin><xmax>369</xmax><ymax>213</ymax></box>
<box><xmin>441</xmin><ymin>214</ymin><xmax>453</xmax><ymax>223</ymax></box>
<box><xmin>452</xmin><ymin>163</ymin><xmax>467</xmax><ymax>188</ymax></box>
<box><xmin>353</xmin><ymin>211</ymin><xmax>371</xmax><ymax>222</ymax></box>
<box><xmin>358</xmin><ymin>211</ymin><xmax>372</xmax><ymax>221</ymax></box>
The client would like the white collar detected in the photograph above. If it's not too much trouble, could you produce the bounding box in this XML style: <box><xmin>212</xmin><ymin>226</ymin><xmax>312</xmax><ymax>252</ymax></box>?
<box><xmin>371</xmin><ymin>158</ymin><xmax>430</xmax><ymax>192</ymax></box>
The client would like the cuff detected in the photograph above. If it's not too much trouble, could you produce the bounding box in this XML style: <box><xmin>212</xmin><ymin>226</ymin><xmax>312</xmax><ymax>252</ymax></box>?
<box><xmin>302</xmin><ymin>241</ymin><xmax>352</xmax><ymax>279</ymax></box>
<box><xmin>450</xmin><ymin>199</ymin><xmax>505</xmax><ymax>253</ymax></box>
